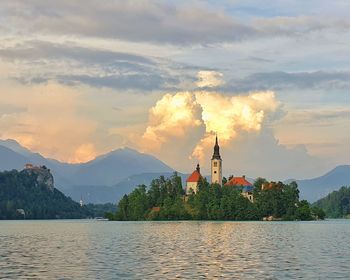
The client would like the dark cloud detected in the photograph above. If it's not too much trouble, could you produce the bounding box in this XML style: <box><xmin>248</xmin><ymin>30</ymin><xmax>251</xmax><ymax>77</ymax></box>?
<box><xmin>224</xmin><ymin>71</ymin><xmax>350</xmax><ymax>91</ymax></box>
<box><xmin>246</xmin><ymin>56</ymin><xmax>274</xmax><ymax>63</ymax></box>
<box><xmin>0</xmin><ymin>41</ymin><xmax>189</xmax><ymax>91</ymax></box>
<box><xmin>0</xmin><ymin>41</ymin><xmax>154</xmax><ymax>65</ymax></box>
<box><xmin>57</xmin><ymin>73</ymin><xmax>177</xmax><ymax>91</ymax></box>
<box><xmin>0</xmin><ymin>1</ymin><xmax>255</xmax><ymax>45</ymax></box>
<box><xmin>2</xmin><ymin>1</ymin><xmax>347</xmax><ymax>45</ymax></box>
<box><xmin>4</xmin><ymin>40</ymin><xmax>350</xmax><ymax>93</ymax></box>
<box><xmin>13</xmin><ymin>73</ymin><xmax>178</xmax><ymax>91</ymax></box>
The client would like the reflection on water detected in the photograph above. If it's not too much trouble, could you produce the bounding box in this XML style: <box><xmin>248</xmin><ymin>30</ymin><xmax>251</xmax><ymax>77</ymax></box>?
<box><xmin>0</xmin><ymin>220</ymin><xmax>350</xmax><ymax>279</ymax></box>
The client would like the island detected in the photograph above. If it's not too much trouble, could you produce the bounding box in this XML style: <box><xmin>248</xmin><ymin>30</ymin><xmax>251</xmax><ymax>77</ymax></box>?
<box><xmin>107</xmin><ymin>172</ymin><xmax>325</xmax><ymax>221</ymax></box>
<box><xmin>106</xmin><ymin>136</ymin><xmax>324</xmax><ymax>221</ymax></box>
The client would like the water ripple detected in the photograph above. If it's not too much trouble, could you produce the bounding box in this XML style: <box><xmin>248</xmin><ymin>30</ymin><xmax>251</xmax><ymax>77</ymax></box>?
<box><xmin>0</xmin><ymin>220</ymin><xmax>350</xmax><ymax>279</ymax></box>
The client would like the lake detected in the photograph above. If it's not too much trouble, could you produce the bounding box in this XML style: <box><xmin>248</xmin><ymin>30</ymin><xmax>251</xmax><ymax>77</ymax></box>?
<box><xmin>0</xmin><ymin>220</ymin><xmax>349</xmax><ymax>279</ymax></box>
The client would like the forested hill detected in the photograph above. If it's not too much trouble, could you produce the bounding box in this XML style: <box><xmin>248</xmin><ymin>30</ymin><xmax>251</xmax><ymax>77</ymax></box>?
<box><xmin>313</xmin><ymin>186</ymin><xmax>350</xmax><ymax>218</ymax></box>
<box><xmin>0</xmin><ymin>168</ymin><xmax>91</xmax><ymax>219</ymax></box>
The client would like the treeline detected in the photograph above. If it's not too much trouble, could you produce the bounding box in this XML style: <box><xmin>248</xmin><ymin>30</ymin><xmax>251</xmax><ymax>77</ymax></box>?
<box><xmin>107</xmin><ymin>173</ymin><xmax>325</xmax><ymax>221</ymax></box>
<box><xmin>85</xmin><ymin>203</ymin><xmax>117</xmax><ymax>217</ymax></box>
<box><xmin>313</xmin><ymin>186</ymin><xmax>350</xmax><ymax>218</ymax></box>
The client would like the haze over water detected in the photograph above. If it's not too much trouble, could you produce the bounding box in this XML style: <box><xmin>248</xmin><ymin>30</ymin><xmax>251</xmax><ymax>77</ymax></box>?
<box><xmin>1</xmin><ymin>220</ymin><xmax>349</xmax><ymax>279</ymax></box>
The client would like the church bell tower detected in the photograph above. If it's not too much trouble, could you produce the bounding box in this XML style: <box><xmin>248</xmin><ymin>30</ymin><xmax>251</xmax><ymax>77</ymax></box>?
<box><xmin>211</xmin><ymin>135</ymin><xmax>222</xmax><ymax>185</ymax></box>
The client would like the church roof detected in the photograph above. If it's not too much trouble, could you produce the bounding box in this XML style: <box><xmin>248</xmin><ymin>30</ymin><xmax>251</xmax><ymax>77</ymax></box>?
<box><xmin>225</xmin><ymin>176</ymin><xmax>253</xmax><ymax>187</ymax></box>
<box><xmin>186</xmin><ymin>164</ymin><xmax>202</xmax><ymax>183</ymax></box>
<box><xmin>186</xmin><ymin>170</ymin><xmax>202</xmax><ymax>183</ymax></box>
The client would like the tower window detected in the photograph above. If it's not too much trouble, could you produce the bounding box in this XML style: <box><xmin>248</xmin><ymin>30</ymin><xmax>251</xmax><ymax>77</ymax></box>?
<box><xmin>214</xmin><ymin>162</ymin><xmax>217</xmax><ymax>167</ymax></box>
<box><xmin>214</xmin><ymin>171</ymin><xmax>217</xmax><ymax>174</ymax></box>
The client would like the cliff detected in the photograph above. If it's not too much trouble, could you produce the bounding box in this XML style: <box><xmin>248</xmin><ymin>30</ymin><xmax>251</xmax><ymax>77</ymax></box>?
<box><xmin>22</xmin><ymin>165</ymin><xmax>54</xmax><ymax>191</ymax></box>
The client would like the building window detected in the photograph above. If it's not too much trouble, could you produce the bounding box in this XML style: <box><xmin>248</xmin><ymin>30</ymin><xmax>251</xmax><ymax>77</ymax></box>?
<box><xmin>214</xmin><ymin>171</ymin><xmax>217</xmax><ymax>174</ymax></box>
<box><xmin>214</xmin><ymin>162</ymin><xmax>217</xmax><ymax>167</ymax></box>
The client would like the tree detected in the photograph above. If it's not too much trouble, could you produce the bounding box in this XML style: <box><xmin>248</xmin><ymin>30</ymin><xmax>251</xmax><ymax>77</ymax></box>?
<box><xmin>116</xmin><ymin>195</ymin><xmax>129</xmax><ymax>220</ymax></box>
<box><xmin>313</xmin><ymin>186</ymin><xmax>350</xmax><ymax>218</ymax></box>
<box><xmin>311</xmin><ymin>206</ymin><xmax>326</xmax><ymax>220</ymax></box>
<box><xmin>295</xmin><ymin>200</ymin><xmax>313</xmax><ymax>221</ymax></box>
<box><xmin>254</xmin><ymin>177</ymin><xmax>268</xmax><ymax>190</ymax></box>
<box><xmin>126</xmin><ymin>185</ymin><xmax>149</xmax><ymax>220</ymax></box>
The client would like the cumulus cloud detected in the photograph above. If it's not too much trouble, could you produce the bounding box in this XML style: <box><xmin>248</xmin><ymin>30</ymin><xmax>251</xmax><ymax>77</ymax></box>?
<box><xmin>140</xmin><ymin>92</ymin><xmax>203</xmax><ymax>152</ymax></box>
<box><xmin>137</xmin><ymin>87</ymin><xmax>332</xmax><ymax>179</ymax></box>
<box><xmin>196</xmin><ymin>71</ymin><xmax>224</xmax><ymax>88</ymax></box>
<box><xmin>139</xmin><ymin>86</ymin><xmax>281</xmax><ymax>165</ymax></box>
<box><xmin>192</xmin><ymin>91</ymin><xmax>280</xmax><ymax>162</ymax></box>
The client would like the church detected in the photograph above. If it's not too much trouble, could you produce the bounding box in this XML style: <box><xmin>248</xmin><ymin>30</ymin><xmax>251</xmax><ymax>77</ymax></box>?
<box><xmin>185</xmin><ymin>136</ymin><xmax>254</xmax><ymax>202</ymax></box>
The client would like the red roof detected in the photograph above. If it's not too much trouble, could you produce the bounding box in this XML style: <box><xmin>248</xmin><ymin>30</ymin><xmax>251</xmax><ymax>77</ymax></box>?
<box><xmin>225</xmin><ymin>177</ymin><xmax>252</xmax><ymax>187</ymax></box>
<box><xmin>186</xmin><ymin>170</ymin><xmax>202</xmax><ymax>183</ymax></box>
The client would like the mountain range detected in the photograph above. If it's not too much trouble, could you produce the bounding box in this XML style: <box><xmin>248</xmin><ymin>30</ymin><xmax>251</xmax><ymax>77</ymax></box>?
<box><xmin>0</xmin><ymin>139</ymin><xmax>174</xmax><ymax>202</ymax></box>
<box><xmin>0</xmin><ymin>139</ymin><xmax>349</xmax><ymax>203</ymax></box>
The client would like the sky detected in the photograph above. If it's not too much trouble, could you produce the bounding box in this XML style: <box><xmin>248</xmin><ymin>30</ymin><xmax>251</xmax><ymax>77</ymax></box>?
<box><xmin>0</xmin><ymin>0</ymin><xmax>349</xmax><ymax>180</ymax></box>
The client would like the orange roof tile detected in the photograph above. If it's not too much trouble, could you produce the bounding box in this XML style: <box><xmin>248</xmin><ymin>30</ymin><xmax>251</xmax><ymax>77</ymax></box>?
<box><xmin>225</xmin><ymin>177</ymin><xmax>252</xmax><ymax>187</ymax></box>
<box><xmin>151</xmin><ymin>207</ymin><xmax>161</xmax><ymax>212</ymax></box>
<box><xmin>186</xmin><ymin>170</ymin><xmax>202</xmax><ymax>183</ymax></box>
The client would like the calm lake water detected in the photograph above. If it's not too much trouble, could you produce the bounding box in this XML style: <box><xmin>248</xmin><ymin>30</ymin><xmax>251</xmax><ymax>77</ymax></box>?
<box><xmin>0</xmin><ymin>220</ymin><xmax>349</xmax><ymax>279</ymax></box>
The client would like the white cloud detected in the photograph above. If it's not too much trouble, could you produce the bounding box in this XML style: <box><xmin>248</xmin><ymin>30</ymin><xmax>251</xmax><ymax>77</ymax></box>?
<box><xmin>140</xmin><ymin>92</ymin><xmax>203</xmax><ymax>152</ymax></box>
<box><xmin>192</xmin><ymin>90</ymin><xmax>280</xmax><ymax>162</ymax></box>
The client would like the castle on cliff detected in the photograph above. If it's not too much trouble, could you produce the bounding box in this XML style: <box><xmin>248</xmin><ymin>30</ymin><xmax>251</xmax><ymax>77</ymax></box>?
<box><xmin>185</xmin><ymin>136</ymin><xmax>254</xmax><ymax>202</ymax></box>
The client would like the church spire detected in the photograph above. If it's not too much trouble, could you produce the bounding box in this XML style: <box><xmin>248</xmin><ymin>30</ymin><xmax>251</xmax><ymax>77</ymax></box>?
<box><xmin>212</xmin><ymin>135</ymin><xmax>221</xmax><ymax>160</ymax></box>
<box><xmin>196</xmin><ymin>163</ymin><xmax>200</xmax><ymax>173</ymax></box>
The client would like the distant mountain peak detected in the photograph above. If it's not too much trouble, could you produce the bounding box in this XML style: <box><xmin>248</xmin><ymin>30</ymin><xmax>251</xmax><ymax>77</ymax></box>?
<box><xmin>111</xmin><ymin>147</ymin><xmax>140</xmax><ymax>154</ymax></box>
<box><xmin>90</xmin><ymin>146</ymin><xmax>141</xmax><ymax>162</ymax></box>
<box><xmin>0</xmin><ymin>138</ymin><xmax>32</xmax><ymax>156</ymax></box>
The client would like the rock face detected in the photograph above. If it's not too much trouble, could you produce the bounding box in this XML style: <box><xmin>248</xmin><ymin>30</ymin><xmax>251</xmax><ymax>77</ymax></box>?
<box><xmin>22</xmin><ymin>165</ymin><xmax>54</xmax><ymax>191</ymax></box>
